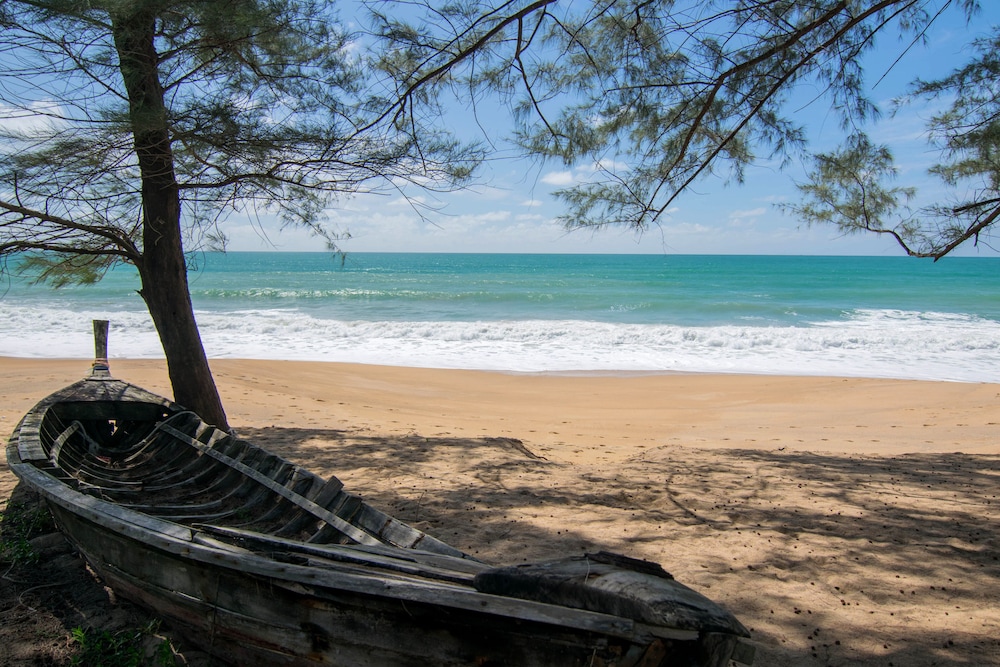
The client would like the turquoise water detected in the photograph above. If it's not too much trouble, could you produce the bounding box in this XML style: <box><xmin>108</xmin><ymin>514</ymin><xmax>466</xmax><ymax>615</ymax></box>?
<box><xmin>2</xmin><ymin>253</ymin><xmax>998</xmax><ymax>381</ymax></box>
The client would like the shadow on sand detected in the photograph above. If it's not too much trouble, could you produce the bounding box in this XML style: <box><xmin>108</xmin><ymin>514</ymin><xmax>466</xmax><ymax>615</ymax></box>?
<box><xmin>2</xmin><ymin>427</ymin><xmax>997</xmax><ymax>666</ymax></box>
<box><xmin>245</xmin><ymin>426</ymin><xmax>1000</xmax><ymax>667</ymax></box>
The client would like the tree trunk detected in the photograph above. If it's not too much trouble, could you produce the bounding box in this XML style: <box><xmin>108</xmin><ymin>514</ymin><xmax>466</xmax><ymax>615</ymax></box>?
<box><xmin>111</xmin><ymin>8</ymin><xmax>230</xmax><ymax>430</ymax></box>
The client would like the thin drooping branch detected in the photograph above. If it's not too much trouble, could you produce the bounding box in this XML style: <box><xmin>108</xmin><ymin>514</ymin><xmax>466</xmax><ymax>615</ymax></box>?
<box><xmin>928</xmin><ymin>202</ymin><xmax>1000</xmax><ymax>259</ymax></box>
<box><xmin>365</xmin><ymin>0</ymin><xmax>558</xmax><ymax>133</ymax></box>
<box><xmin>0</xmin><ymin>198</ymin><xmax>141</xmax><ymax>259</ymax></box>
<box><xmin>645</xmin><ymin>0</ymin><xmax>918</xmax><ymax>221</ymax></box>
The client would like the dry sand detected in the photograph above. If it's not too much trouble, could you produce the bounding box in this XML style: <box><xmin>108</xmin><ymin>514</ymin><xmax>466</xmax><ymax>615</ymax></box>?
<box><xmin>2</xmin><ymin>357</ymin><xmax>998</xmax><ymax>666</ymax></box>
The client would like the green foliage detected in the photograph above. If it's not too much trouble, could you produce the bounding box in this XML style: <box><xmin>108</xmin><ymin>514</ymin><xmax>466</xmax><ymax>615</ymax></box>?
<box><xmin>70</xmin><ymin>627</ymin><xmax>142</xmax><ymax>667</ymax></box>
<box><xmin>70</xmin><ymin>621</ymin><xmax>179</xmax><ymax>667</ymax></box>
<box><xmin>377</xmin><ymin>0</ymin><xmax>956</xmax><ymax>230</ymax></box>
<box><xmin>912</xmin><ymin>30</ymin><xmax>1000</xmax><ymax>178</ymax></box>
<box><xmin>0</xmin><ymin>0</ymin><xmax>481</xmax><ymax>284</ymax></box>
<box><xmin>16</xmin><ymin>253</ymin><xmax>120</xmax><ymax>287</ymax></box>
<box><xmin>376</xmin><ymin>0</ymin><xmax>994</xmax><ymax>256</ymax></box>
<box><xmin>0</xmin><ymin>500</ymin><xmax>55</xmax><ymax>567</ymax></box>
<box><xmin>789</xmin><ymin>28</ymin><xmax>1000</xmax><ymax>259</ymax></box>
<box><xmin>3</xmin><ymin>0</ymin><xmax>996</xmax><ymax>268</ymax></box>
<box><xmin>783</xmin><ymin>133</ymin><xmax>921</xmax><ymax>252</ymax></box>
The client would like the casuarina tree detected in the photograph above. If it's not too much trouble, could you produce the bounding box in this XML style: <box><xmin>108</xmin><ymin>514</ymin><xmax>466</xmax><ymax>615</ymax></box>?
<box><xmin>0</xmin><ymin>0</ymin><xmax>479</xmax><ymax>429</ymax></box>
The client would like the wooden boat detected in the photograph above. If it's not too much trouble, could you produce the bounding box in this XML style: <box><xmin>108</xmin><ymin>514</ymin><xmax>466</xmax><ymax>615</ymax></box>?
<box><xmin>6</xmin><ymin>322</ymin><xmax>754</xmax><ymax>666</ymax></box>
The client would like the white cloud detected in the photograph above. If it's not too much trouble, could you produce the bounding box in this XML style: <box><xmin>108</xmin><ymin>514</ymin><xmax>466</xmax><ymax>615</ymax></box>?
<box><xmin>387</xmin><ymin>195</ymin><xmax>427</xmax><ymax>208</ymax></box>
<box><xmin>663</xmin><ymin>221</ymin><xmax>713</xmax><ymax>235</ymax></box>
<box><xmin>520</xmin><ymin>199</ymin><xmax>543</xmax><ymax>207</ymax></box>
<box><xmin>728</xmin><ymin>207</ymin><xmax>766</xmax><ymax>225</ymax></box>
<box><xmin>0</xmin><ymin>101</ymin><xmax>65</xmax><ymax>137</ymax></box>
<box><xmin>473</xmin><ymin>210</ymin><xmax>513</xmax><ymax>223</ymax></box>
<box><xmin>588</xmin><ymin>159</ymin><xmax>631</xmax><ymax>173</ymax></box>
<box><xmin>541</xmin><ymin>170</ymin><xmax>575</xmax><ymax>186</ymax></box>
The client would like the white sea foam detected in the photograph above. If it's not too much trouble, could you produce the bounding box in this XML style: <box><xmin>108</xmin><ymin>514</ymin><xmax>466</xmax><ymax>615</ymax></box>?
<box><xmin>1</xmin><ymin>304</ymin><xmax>997</xmax><ymax>383</ymax></box>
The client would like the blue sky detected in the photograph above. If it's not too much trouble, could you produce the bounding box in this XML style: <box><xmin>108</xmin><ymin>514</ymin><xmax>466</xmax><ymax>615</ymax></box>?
<box><xmin>3</xmin><ymin>3</ymin><xmax>996</xmax><ymax>257</ymax></box>
<box><xmin>218</xmin><ymin>3</ymin><xmax>1000</xmax><ymax>256</ymax></box>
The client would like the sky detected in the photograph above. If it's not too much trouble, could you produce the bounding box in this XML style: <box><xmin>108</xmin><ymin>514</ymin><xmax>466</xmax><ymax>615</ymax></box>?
<box><xmin>3</xmin><ymin>2</ymin><xmax>998</xmax><ymax>257</ymax></box>
<box><xmin>219</xmin><ymin>2</ymin><xmax>996</xmax><ymax>257</ymax></box>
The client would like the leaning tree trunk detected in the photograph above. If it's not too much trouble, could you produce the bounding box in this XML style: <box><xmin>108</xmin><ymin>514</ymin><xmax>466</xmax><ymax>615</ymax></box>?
<box><xmin>111</xmin><ymin>8</ymin><xmax>230</xmax><ymax>430</ymax></box>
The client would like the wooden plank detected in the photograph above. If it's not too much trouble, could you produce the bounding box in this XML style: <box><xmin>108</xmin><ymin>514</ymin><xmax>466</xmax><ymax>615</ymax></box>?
<box><xmin>473</xmin><ymin>552</ymin><xmax>748</xmax><ymax>637</ymax></box>
<box><xmin>37</xmin><ymin>487</ymin><xmax>649</xmax><ymax>642</ymax></box>
<box><xmin>343</xmin><ymin>502</ymin><xmax>465</xmax><ymax>555</ymax></box>
<box><xmin>47</xmin><ymin>422</ymin><xmax>81</xmax><ymax>466</ymax></box>
<box><xmin>13</xmin><ymin>461</ymin><xmax>195</xmax><ymax>543</ymax></box>
<box><xmin>195</xmin><ymin>524</ymin><xmax>484</xmax><ymax>585</ymax></box>
<box><xmin>160</xmin><ymin>423</ymin><xmax>383</xmax><ymax>546</ymax></box>
<box><xmin>92</xmin><ymin>549</ymin><xmax>653</xmax><ymax>667</ymax></box>
<box><xmin>16</xmin><ymin>412</ymin><xmax>47</xmax><ymax>461</ymax></box>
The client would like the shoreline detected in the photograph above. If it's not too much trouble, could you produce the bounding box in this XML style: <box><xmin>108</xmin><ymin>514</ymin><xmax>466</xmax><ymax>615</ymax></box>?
<box><xmin>3</xmin><ymin>356</ymin><xmax>997</xmax><ymax>457</ymax></box>
<box><xmin>2</xmin><ymin>357</ymin><xmax>999</xmax><ymax>666</ymax></box>
<box><xmin>3</xmin><ymin>355</ymin><xmax>997</xmax><ymax>382</ymax></box>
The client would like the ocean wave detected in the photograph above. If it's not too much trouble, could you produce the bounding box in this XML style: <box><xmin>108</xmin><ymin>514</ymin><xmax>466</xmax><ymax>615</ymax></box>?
<box><xmin>1</xmin><ymin>304</ymin><xmax>997</xmax><ymax>382</ymax></box>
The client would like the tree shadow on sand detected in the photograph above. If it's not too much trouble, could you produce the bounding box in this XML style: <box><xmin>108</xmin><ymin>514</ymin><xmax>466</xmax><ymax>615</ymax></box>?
<box><xmin>243</xmin><ymin>426</ymin><xmax>1000</xmax><ymax>667</ymax></box>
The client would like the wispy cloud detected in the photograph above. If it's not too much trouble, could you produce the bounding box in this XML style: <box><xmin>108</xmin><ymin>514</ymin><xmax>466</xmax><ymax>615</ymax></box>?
<box><xmin>729</xmin><ymin>207</ymin><xmax>766</xmax><ymax>224</ymax></box>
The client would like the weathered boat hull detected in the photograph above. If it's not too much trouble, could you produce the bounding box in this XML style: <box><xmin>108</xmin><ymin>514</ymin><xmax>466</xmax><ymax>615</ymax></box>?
<box><xmin>7</xmin><ymin>331</ymin><xmax>753</xmax><ymax>666</ymax></box>
<box><xmin>51</xmin><ymin>510</ymin><xmax>738</xmax><ymax>666</ymax></box>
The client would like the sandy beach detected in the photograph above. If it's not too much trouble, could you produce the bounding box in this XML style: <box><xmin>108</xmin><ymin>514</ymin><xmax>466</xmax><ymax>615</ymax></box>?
<box><xmin>2</xmin><ymin>357</ymin><xmax>998</xmax><ymax>665</ymax></box>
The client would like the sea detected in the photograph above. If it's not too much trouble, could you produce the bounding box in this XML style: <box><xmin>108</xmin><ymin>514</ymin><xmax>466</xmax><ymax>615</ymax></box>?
<box><xmin>1</xmin><ymin>252</ymin><xmax>998</xmax><ymax>383</ymax></box>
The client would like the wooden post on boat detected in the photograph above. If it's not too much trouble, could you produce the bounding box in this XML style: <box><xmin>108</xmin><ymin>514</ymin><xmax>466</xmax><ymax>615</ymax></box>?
<box><xmin>92</xmin><ymin>319</ymin><xmax>110</xmax><ymax>376</ymax></box>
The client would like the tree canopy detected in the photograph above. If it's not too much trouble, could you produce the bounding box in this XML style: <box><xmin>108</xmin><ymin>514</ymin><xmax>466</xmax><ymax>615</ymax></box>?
<box><xmin>788</xmin><ymin>27</ymin><xmax>1000</xmax><ymax>258</ymax></box>
<box><xmin>372</xmin><ymin>0</ymin><xmax>992</xmax><ymax>257</ymax></box>
<box><xmin>1</xmin><ymin>0</ymin><xmax>476</xmax><ymax>275</ymax></box>
<box><xmin>0</xmin><ymin>0</ymin><xmax>479</xmax><ymax>426</ymax></box>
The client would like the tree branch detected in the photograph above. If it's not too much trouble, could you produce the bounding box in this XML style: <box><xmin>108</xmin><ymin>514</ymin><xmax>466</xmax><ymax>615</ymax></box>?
<box><xmin>0</xmin><ymin>198</ymin><xmax>141</xmax><ymax>260</ymax></box>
